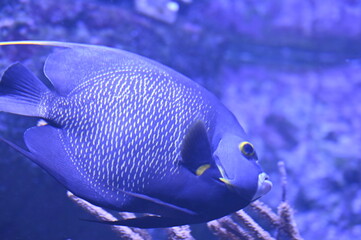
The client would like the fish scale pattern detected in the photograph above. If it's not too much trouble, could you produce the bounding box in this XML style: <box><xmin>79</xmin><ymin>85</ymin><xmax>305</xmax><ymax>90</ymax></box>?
<box><xmin>49</xmin><ymin>63</ymin><xmax>215</xmax><ymax>203</ymax></box>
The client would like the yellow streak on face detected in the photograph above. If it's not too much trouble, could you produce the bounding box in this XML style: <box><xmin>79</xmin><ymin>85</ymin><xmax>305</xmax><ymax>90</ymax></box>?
<box><xmin>196</xmin><ymin>164</ymin><xmax>211</xmax><ymax>176</ymax></box>
<box><xmin>219</xmin><ymin>177</ymin><xmax>231</xmax><ymax>185</ymax></box>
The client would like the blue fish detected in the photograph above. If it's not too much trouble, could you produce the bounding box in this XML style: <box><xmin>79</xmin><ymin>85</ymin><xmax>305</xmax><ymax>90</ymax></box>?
<box><xmin>0</xmin><ymin>41</ymin><xmax>272</xmax><ymax>228</ymax></box>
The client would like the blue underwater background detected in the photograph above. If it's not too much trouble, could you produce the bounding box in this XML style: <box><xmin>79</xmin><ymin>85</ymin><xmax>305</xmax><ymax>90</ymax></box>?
<box><xmin>0</xmin><ymin>0</ymin><xmax>360</xmax><ymax>239</ymax></box>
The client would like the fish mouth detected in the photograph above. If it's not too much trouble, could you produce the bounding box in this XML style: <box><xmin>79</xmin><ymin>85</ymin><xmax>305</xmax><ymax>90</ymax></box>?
<box><xmin>252</xmin><ymin>172</ymin><xmax>272</xmax><ymax>201</ymax></box>
<box><xmin>218</xmin><ymin>171</ymin><xmax>272</xmax><ymax>202</ymax></box>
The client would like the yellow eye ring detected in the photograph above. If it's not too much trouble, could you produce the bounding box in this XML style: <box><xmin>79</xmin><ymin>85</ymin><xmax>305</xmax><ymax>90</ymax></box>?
<box><xmin>239</xmin><ymin>141</ymin><xmax>255</xmax><ymax>157</ymax></box>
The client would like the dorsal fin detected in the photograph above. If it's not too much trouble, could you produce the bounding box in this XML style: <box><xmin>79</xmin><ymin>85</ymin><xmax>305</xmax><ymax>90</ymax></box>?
<box><xmin>0</xmin><ymin>41</ymin><xmax>158</xmax><ymax>96</ymax></box>
<box><xmin>43</xmin><ymin>45</ymin><xmax>127</xmax><ymax>96</ymax></box>
<box><xmin>41</xmin><ymin>42</ymin><xmax>149</xmax><ymax>96</ymax></box>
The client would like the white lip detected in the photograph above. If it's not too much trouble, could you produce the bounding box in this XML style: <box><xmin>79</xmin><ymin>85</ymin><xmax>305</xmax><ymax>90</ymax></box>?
<box><xmin>252</xmin><ymin>173</ymin><xmax>272</xmax><ymax>201</ymax></box>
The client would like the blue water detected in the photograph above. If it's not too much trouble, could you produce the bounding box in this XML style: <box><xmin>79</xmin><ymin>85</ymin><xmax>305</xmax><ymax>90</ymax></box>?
<box><xmin>0</xmin><ymin>0</ymin><xmax>360</xmax><ymax>239</ymax></box>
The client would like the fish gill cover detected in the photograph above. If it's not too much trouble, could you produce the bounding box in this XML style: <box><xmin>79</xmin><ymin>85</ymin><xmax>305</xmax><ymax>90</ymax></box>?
<box><xmin>0</xmin><ymin>0</ymin><xmax>360</xmax><ymax>240</ymax></box>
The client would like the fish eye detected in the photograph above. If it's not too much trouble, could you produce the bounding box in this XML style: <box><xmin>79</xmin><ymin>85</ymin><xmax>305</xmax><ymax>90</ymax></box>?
<box><xmin>238</xmin><ymin>141</ymin><xmax>255</xmax><ymax>158</ymax></box>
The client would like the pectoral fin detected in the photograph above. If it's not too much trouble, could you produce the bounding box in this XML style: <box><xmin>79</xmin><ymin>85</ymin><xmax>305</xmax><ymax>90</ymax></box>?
<box><xmin>180</xmin><ymin>121</ymin><xmax>223</xmax><ymax>181</ymax></box>
<box><xmin>180</xmin><ymin>121</ymin><xmax>213</xmax><ymax>175</ymax></box>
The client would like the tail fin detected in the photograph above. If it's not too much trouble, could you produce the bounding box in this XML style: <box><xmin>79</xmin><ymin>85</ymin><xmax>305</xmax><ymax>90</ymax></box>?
<box><xmin>0</xmin><ymin>62</ymin><xmax>50</xmax><ymax>117</ymax></box>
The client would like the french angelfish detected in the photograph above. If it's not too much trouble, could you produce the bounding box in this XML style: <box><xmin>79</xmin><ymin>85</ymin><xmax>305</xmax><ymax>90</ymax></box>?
<box><xmin>0</xmin><ymin>41</ymin><xmax>272</xmax><ymax>228</ymax></box>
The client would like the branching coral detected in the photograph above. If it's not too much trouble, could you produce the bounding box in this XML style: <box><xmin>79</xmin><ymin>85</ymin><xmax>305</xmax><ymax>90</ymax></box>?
<box><xmin>67</xmin><ymin>161</ymin><xmax>303</xmax><ymax>240</ymax></box>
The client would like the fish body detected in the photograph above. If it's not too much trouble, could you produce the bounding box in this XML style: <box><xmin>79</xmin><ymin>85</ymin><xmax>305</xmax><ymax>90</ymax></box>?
<box><xmin>0</xmin><ymin>41</ymin><xmax>272</xmax><ymax>228</ymax></box>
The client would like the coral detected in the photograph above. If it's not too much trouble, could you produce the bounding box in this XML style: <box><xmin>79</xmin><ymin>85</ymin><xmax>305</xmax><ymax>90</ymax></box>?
<box><xmin>67</xmin><ymin>192</ymin><xmax>151</xmax><ymax>240</ymax></box>
<box><xmin>67</xmin><ymin>161</ymin><xmax>302</xmax><ymax>240</ymax></box>
<box><xmin>208</xmin><ymin>217</ymin><xmax>252</xmax><ymax>240</ymax></box>
<box><xmin>167</xmin><ymin>225</ymin><xmax>194</xmax><ymax>240</ymax></box>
